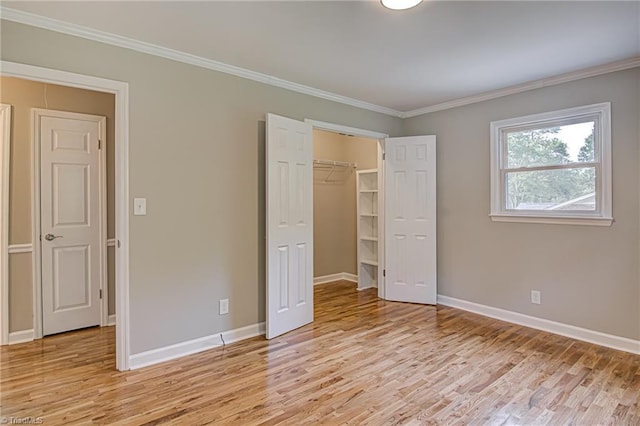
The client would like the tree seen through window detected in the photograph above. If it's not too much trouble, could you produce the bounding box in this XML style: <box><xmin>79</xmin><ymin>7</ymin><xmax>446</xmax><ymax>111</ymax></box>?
<box><xmin>505</xmin><ymin>123</ymin><xmax>596</xmax><ymax>210</ymax></box>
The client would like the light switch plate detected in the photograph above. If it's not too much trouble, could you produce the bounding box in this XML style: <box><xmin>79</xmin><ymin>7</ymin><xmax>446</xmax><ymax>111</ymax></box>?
<box><xmin>134</xmin><ymin>198</ymin><xmax>147</xmax><ymax>216</ymax></box>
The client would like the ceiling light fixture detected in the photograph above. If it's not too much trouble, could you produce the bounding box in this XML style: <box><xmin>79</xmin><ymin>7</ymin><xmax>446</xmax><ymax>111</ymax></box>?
<box><xmin>381</xmin><ymin>0</ymin><xmax>423</xmax><ymax>11</ymax></box>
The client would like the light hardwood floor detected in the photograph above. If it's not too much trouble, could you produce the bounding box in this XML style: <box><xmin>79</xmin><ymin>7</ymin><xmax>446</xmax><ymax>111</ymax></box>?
<box><xmin>1</xmin><ymin>281</ymin><xmax>639</xmax><ymax>425</ymax></box>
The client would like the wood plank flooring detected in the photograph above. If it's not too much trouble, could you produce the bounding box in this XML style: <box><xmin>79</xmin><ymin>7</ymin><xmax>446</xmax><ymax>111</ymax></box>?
<box><xmin>1</xmin><ymin>281</ymin><xmax>639</xmax><ymax>425</ymax></box>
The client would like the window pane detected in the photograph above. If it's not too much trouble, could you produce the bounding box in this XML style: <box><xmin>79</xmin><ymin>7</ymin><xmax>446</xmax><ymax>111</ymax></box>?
<box><xmin>506</xmin><ymin>167</ymin><xmax>596</xmax><ymax>211</ymax></box>
<box><xmin>506</xmin><ymin>121</ymin><xmax>595</xmax><ymax>168</ymax></box>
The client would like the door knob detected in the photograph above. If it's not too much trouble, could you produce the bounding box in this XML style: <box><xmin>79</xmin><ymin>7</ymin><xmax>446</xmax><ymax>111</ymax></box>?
<box><xmin>44</xmin><ymin>234</ymin><xmax>63</xmax><ymax>241</ymax></box>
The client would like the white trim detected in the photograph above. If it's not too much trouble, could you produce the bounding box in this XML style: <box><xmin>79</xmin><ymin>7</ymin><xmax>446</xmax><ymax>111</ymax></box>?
<box><xmin>114</xmin><ymin>71</ymin><xmax>131</xmax><ymax>372</ymax></box>
<box><xmin>106</xmin><ymin>238</ymin><xmax>116</xmax><ymax>247</ymax></box>
<box><xmin>107</xmin><ymin>314</ymin><xmax>116</xmax><ymax>326</ymax></box>
<box><xmin>8</xmin><ymin>329</ymin><xmax>34</xmax><ymax>345</ymax></box>
<box><xmin>313</xmin><ymin>273</ymin><xmax>358</xmax><ymax>285</ymax></box>
<box><xmin>0</xmin><ymin>104</ymin><xmax>10</xmax><ymax>346</ymax></box>
<box><xmin>489</xmin><ymin>102</ymin><xmax>612</xmax><ymax>226</ymax></box>
<box><xmin>0</xmin><ymin>7</ymin><xmax>402</xmax><ymax>119</ymax></box>
<box><xmin>129</xmin><ymin>322</ymin><xmax>266</xmax><ymax>370</ymax></box>
<box><xmin>377</xmin><ymin>139</ymin><xmax>385</xmax><ymax>299</ymax></box>
<box><xmin>304</xmin><ymin>119</ymin><xmax>389</xmax><ymax>139</ymax></box>
<box><xmin>2</xmin><ymin>7</ymin><xmax>638</xmax><ymax>119</ymax></box>
<box><xmin>2</xmin><ymin>8</ymin><xmax>638</xmax><ymax>119</ymax></box>
<box><xmin>489</xmin><ymin>214</ymin><xmax>613</xmax><ymax>227</ymax></box>
<box><xmin>0</xmin><ymin>60</ymin><xmax>131</xmax><ymax>370</ymax></box>
<box><xmin>404</xmin><ymin>57</ymin><xmax>640</xmax><ymax>118</ymax></box>
<box><xmin>8</xmin><ymin>244</ymin><xmax>33</xmax><ymax>254</ymax></box>
<box><xmin>438</xmin><ymin>295</ymin><xmax>640</xmax><ymax>355</ymax></box>
<box><xmin>31</xmin><ymin>109</ymin><xmax>41</xmax><ymax>339</ymax></box>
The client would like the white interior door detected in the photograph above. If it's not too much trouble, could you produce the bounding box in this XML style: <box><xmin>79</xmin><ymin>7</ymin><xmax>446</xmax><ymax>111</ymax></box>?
<box><xmin>384</xmin><ymin>135</ymin><xmax>437</xmax><ymax>304</ymax></box>
<box><xmin>40</xmin><ymin>110</ymin><xmax>105</xmax><ymax>336</ymax></box>
<box><xmin>266</xmin><ymin>113</ymin><xmax>313</xmax><ymax>339</ymax></box>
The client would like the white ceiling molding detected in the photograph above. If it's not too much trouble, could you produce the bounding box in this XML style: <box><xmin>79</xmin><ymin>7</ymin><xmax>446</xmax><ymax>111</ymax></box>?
<box><xmin>403</xmin><ymin>57</ymin><xmax>640</xmax><ymax>118</ymax></box>
<box><xmin>0</xmin><ymin>6</ymin><xmax>404</xmax><ymax>118</ymax></box>
<box><xmin>2</xmin><ymin>6</ymin><xmax>638</xmax><ymax>120</ymax></box>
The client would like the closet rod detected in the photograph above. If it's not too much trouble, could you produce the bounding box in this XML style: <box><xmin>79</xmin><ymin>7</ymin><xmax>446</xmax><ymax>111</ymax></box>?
<box><xmin>313</xmin><ymin>159</ymin><xmax>357</xmax><ymax>168</ymax></box>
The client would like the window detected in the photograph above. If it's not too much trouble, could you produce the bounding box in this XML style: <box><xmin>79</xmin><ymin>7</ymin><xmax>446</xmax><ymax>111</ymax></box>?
<box><xmin>490</xmin><ymin>103</ymin><xmax>612</xmax><ymax>226</ymax></box>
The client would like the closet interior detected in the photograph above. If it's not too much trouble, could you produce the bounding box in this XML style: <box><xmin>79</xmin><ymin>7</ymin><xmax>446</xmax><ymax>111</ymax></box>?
<box><xmin>312</xmin><ymin>129</ymin><xmax>379</xmax><ymax>291</ymax></box>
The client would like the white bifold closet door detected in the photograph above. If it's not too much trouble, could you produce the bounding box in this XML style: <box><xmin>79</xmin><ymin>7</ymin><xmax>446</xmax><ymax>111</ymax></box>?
<box><xmin>265</xmin><ymin>113</ymin><xmax>314</xmax><ymax>339</ymax></box>
<box><xmin>384</xmin><ymin>135</ymin><xmax>437</xmax><ymax>305</ymax></box>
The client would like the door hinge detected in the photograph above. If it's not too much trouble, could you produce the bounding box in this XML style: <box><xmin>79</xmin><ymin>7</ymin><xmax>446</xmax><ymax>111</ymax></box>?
<box><xmin>99</xmin><ymin>289</ymin><xmax>103</xmax><ymax>299</ymax></box>
<box><xmin>383</xmin><ymin>152</ymin><xmax>386</xmax><ymax>161</ymax></box>
<box><xmin>98</xmin><ymin>139</ymin><xmax>102</xmax><ymax>150</ymax></box>
<box><xmin>117</xmin><ymin>240</ymin><xmax>121</xmax><ymax>248</ymax></box>
<box><xmin>383</xmin><ymin>269</ymin><xmax>386</xmax><ymax>277</ymax></box>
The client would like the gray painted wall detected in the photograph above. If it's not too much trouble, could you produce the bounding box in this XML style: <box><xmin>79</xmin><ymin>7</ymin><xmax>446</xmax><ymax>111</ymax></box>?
<box><xmin>404</xmin><ymin>68</ymin><xmax>640</xmax><ymax>340</ymax></box>
<box><xmin>1</xmin><ymin>21</ymin><xmax>403</xmax><ymax>353</ymax></box>
<box><xmin>2</xmin><ymin>19</ymin><xmax>638</xmax><ymax>353</ymax></box>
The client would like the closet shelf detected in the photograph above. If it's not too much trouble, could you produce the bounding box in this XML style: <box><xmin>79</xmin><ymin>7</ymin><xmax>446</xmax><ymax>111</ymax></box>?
<box><xmin>357</xmin><ymin>169</ymin><xmax>379</xmax><ymax>290</ymax></box>
<box><xmin>313</xmin><ymin>159</ymin><xmax>356</xmax><ymax>185</ymax></box>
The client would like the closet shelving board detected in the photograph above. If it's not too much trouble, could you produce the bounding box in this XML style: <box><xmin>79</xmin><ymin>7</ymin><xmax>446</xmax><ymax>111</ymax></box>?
<box><xmin>356</xmin><ymin>169</ymin><xmax>379</xmax><ymax>290</ymax></box>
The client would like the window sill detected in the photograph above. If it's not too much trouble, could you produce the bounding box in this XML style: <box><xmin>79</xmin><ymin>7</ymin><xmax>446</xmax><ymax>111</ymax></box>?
<box><xmin>489</xmin><ymin>214</ymin><xmax>613</xmax><ymax>227</ymax></box>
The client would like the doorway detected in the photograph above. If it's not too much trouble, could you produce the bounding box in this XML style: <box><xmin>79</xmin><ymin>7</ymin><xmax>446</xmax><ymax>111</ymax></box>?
<box><xmin>311</xmin><ymin>129</ymin><xmax>381</xmax><ymax>293</ymax></box>
<box><xmin>264</xmin><ymin>115</ymin><xmax>387</xmax><ymax>339</ymax></box>
<box><xmin>3</xmin><ymin>79</ymin><xmax>112</xmax><ymax>339</ymax></box>
<box><xmin>308</xmin><ymin>120</ymin><xmax>387</xmax><ymax>300</ymax></box>
<box><xmin>0</xmin><ymin>61</ymin><xmax>130</xmax><ymax>371</ymax></box>
<box><xmin>265</xmin><ymin>115</ymin><xmax>438</xmax><ymax>340</ymax></box>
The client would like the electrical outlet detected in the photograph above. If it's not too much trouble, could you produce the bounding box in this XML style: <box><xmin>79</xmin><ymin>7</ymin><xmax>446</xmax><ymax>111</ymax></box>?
<box><xmin>531</xmin><ymin>290</ymin><xmax>541</xmax><ymax>305</ymax></box>
<box><xmin>219</xmin><ymin>299</ymin><xmax>229</xmax><ymax>315</ymax></box>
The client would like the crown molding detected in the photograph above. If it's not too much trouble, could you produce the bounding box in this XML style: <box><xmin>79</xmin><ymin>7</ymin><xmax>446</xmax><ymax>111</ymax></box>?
<box><xmin>2</xmin><ymin>7</ymin><xmax>638</xmax><ymax>120</ymax></box>
<box><xmin>402</xmin><ymin>57</ymin><xmax>640</xmax><ymax>118</ymax></box>
<box><xmin>0</xmin><ymin>7</ymin><xmax>404</xmax><ymax>118</ymax></box>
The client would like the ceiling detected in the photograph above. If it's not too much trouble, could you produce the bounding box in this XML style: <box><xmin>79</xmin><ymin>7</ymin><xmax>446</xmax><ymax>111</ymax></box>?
<box><xmin>3</xmin><ymin>1</ymin><xmax>639</xmax><ymax>113</ymax></box>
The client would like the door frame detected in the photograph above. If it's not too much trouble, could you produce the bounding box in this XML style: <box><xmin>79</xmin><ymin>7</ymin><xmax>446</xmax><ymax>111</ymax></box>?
<box><xmin>0</xmin><ymin>60</ymin><xmax>131</xmax><ymax>371</ymax></box>
<box><xmin>33</xmin><ymin>108</ymin><xmax>108</xmax><ymax>337</ymax></box>
<box><xmin>304</xmin><ymin>119</ymin><xmax>388</xmax><ymax>298</ymax></box>
<box><xmin>0</xmin><ymin>104</ymin><xmax>11</xmax><ymax>346</ymax></box>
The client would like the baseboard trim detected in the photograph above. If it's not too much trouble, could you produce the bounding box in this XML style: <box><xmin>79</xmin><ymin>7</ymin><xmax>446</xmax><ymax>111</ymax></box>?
<box><xmin>437</xmin><ymin>295</ymin><xmax>640</xmax><ymax>355</ymax></box>
<box><xmin>107</xmin><ymin>314</ymin><xmax>116</xmax><ymax>326</ymax></box>
<box><xmin>314</xmin><ymin>272</ymin><xmax>358</xmax><ymax>285</ymax></box>
<box><xmin>8</xmin><ymin>329</ymin><xmax>34</xmax><ymax>345</ymax></box>
<box><xmin>129</xmin><ymin>322</ymin><xmax>266</xmax><ymax>370</ymax></box>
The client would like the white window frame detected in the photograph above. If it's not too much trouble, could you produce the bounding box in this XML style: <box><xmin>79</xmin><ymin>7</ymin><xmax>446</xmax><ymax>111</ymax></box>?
<box><xmin>490</xmin><ymin>102</ymin><xmax>612</xmax><ymax>226</ymax></box>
